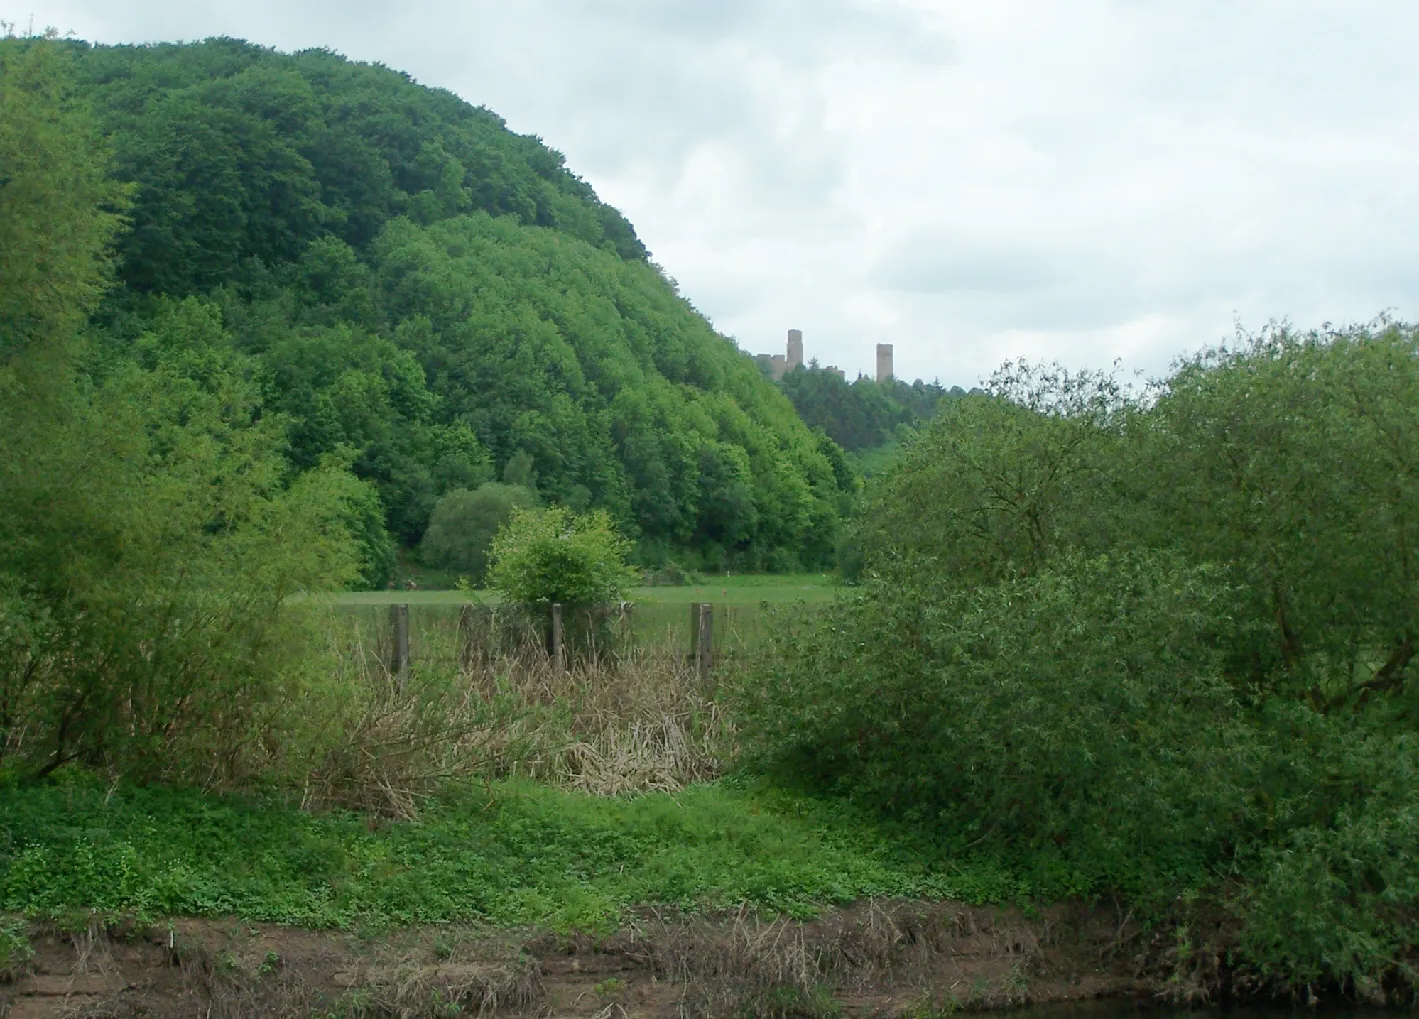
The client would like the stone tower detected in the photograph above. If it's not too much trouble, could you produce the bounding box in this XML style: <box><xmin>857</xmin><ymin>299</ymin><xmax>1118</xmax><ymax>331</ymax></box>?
<box><xmin>787</xmin><ymin>329</ymin><xmax>804</xmax><ymax>371</ymax></box>
<box><xmin>876</xmin><ymin>343</ymin><xmax>894</xmax><ymax>383</ymax></box>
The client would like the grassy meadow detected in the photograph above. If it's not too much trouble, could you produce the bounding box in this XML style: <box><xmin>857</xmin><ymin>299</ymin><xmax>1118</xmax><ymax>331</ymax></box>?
<box><xmin>326</xmin><ymin>573</ymin><xmax>840</xmax><ymax>606</ymax></box>
<box><xmin>319</xmin><ymin>574</ymin><xmax>841</xmax><ymax>662</ymax></box>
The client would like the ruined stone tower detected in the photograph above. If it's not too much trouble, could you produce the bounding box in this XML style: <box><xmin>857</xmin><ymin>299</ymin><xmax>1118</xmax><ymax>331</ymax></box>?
<box><xmin>787</xmin><ymin>329</ymin><xmax>804</xmax><ymax>372</ymax></box>
<box><xmin>876</xmin><ymin>343</ymin><xmax>894</xmax><ymax>383</ymax></box>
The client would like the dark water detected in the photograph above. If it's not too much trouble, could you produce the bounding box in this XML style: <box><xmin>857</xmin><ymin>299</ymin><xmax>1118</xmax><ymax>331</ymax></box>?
<box><xmin>1006</xmin><ymin>1007</ymin><xmax>1405</xmax><ymax>1019</ymax></box>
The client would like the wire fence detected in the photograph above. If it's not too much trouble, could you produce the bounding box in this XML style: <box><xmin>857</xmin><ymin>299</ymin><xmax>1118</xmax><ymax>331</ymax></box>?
<box><xmin>323</xmin><ymin>599</ymin><xmax>816</xmax><ymax>676</ymax></box>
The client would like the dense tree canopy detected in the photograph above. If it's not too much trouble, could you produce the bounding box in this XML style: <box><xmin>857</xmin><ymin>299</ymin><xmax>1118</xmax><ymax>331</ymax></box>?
<box><xmin>35</xmin><ymin>36</ymin><xmax>850</xmax><ymax>577</ymax></box>
<box><xmin>776</xmin><ymin>366</ymin><xmax>958</xmax><ymax>452</ymax></box>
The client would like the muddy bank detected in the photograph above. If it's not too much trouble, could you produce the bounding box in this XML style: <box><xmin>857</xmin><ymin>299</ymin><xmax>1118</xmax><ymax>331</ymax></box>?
<box><xmin>2</xmin><ymin>900</ymin><xmax>1173</xmax><ymax>1018</ymax></box>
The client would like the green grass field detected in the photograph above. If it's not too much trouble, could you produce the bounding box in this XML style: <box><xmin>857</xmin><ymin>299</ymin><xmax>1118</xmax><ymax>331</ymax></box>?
<box><xmin>325</xmin><ymin>573</ymin><xmax>840</xmax><ymax>608</ymax></box>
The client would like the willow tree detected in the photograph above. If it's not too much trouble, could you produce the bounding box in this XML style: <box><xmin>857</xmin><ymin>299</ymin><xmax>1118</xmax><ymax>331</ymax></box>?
<box><xmin>0</xmin><ymin>39</ymin><xmax>361</xmax><ymax>784</ymax></box>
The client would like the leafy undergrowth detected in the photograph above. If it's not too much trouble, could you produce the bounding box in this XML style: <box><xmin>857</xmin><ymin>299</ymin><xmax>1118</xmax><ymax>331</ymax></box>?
<box><xmin>0</xmin><ymin>778</ymin><xmax>1029</xmax><ymax>931</ymax></box>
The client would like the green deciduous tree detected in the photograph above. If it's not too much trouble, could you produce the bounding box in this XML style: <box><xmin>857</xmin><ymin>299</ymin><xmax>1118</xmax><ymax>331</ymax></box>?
<box><xmin>420</xmin><ymin>482</ymin><xmax>538</xmax><ymax>583</ymax></box>
<box><xmin>848</xmin><ymin>362</ymin><xmax>1130</xmax><ymax>586</ymax></box>
<box><xmin>777</xmin><ymin>367</ymin><xmax>951</xmax><ymax>452</ymax></box>
<box><xmin>0</xmin><ymin>39</ymin><xmax>129</xmax><ymax>359</ymax></box>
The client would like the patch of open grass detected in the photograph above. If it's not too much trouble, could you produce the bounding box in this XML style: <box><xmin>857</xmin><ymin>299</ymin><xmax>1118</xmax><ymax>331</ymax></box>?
<box><xmin>324</xmin><ymin>574</ymin><xmax>840</xmax><ymax>608</ymax></box>
<box><xmin>0</xmin><ymin>779</ymin><xmax>1023</xmax><ymax>931</ymax></box>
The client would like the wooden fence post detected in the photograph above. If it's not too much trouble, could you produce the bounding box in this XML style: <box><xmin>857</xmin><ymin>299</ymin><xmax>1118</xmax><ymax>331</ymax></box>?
<box><xmin>550</xmin><ymin>602</ymin><xmax>564</xmax><ymax>673</ymax></box>
<box><xmin>688</xmin><ymin>602</ymin><xmax>702</xmax><ymax>665</ymax></box>
<box><xmin>390</xmin><ymin>603</ymin><xmax>410</xmax><ymax>682</ymax></box>
<box><xmin>618</xmin><ymin>601</ymin><xmax>633</xmax><ymax>653</ymax></box>
<box><xmin>696</xmin><ymin>602</ymin><xmax>714</xmax><ymax>677</ymax></box>
<box><xmin>458</xmin><ymin>603</ymin><xmax>476</xmax><ymax>670</ymax></box>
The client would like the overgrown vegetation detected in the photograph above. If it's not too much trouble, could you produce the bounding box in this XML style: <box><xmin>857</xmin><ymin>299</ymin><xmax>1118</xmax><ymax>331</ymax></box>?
<box><xmin>744</xmin><ymin>334</ymin><xmax>1419</xmax><ymax>997</ymax></box>
<box><xmin>4</xmin><ymin>28</ymin><xmax>1418</xmax><ymax>1009</ymax></box>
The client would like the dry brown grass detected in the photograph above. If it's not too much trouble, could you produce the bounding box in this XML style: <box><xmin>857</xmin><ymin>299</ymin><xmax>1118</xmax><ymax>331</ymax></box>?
<box><xmin>34</xmin><ymin>924</ymin><xmax>541</xmax><ymax>1019</ymax></box>
<box><xmin>283</xmin><ymin>621</ymin><xmax>732</xmax><ymax>818</ymax></box>
<box><xmin>615</xmin><ymin>901</ymin><xmax>1042</xmax><ymax>1018</ymax></box>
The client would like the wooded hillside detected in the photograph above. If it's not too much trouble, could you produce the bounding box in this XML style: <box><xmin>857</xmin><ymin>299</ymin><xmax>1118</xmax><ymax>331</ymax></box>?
<box><xmin>60</xmin><ymin>37</ymin><xmax>849</xmax><ymax>580</ymax></box>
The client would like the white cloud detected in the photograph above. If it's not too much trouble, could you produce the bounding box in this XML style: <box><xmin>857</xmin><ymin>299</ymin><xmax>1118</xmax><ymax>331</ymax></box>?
<box><xmin>16</xmin><ymin>0</ymin><xmax>1419</xmax><ymax>385</ymax></box>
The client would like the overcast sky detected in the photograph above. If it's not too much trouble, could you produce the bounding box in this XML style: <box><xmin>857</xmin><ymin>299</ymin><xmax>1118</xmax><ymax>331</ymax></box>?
<box><xmin>13</xmin><ymin>1</ymin><xmax>1419</xmax><ymax>385</ymax></box>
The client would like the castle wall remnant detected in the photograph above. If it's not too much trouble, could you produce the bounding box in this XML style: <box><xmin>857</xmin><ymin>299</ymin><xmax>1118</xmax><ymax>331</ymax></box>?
<box><xmin>787</xmin><ymin>329</ymin><xmax>804</xmax><ymax>372</ymax></box>
<box><xmin>759</xmin><ymin>329</ymin><xmax>805</xmax><ymax>381</ymax></box>
<box><xmin>876</xmin><ymin>343</ymin><xmax>894</xmax><ymax>383</ymax></box>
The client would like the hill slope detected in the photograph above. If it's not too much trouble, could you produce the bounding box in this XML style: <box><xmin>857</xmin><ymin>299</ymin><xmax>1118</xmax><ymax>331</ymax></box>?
<box><xmin>64</xmin><ymin>38</ymin><xmax>848</xmax><ymax>577</ymax></box>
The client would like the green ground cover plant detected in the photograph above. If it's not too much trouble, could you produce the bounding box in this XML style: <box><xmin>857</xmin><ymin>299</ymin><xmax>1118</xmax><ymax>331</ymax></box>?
<box><xmin>0</xmin><ymin>779</ymin><xmax>1018</xmax><ymax>931</ymax></box>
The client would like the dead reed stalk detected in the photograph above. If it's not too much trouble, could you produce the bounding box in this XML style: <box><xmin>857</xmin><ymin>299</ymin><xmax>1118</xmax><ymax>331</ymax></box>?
<box><xmin>288</xmin><ymin>618</ymin><xmax>732</xmax><ymax>817</ymax></box>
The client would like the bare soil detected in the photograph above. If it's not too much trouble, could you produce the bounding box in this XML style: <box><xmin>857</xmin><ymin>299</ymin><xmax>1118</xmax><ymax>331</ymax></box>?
<box><xmin>0</xmin><ymin>900</ymin><xmax>1167</xmax><ymax>1018</ymax></box>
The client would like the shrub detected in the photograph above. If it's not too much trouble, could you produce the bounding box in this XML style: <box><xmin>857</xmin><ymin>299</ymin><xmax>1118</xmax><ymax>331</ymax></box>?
<box><xmin>487</xmin><ymin>507</ymin><xmax>638</xmax><ymax>606</ymax></box>
<box><xmin>735</xmin><ymin>550</ymin><xmax>1252</xmax><ymax>895</ymax></box>
<box><xmin>0</xmin><ymin>359</ymin><xmax>363</xmax><ymax>782</ymax></box>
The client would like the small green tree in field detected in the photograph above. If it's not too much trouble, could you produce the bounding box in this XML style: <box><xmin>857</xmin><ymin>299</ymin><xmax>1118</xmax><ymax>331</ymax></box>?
<box><xmin>487</xmin><ymin>507</ymin><xmax>637</xmax><ymax>606</ymax></box>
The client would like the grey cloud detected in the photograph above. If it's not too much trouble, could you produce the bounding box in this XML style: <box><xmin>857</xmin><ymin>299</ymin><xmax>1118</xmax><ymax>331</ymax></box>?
<box><xmin>873</xmin><ymin>238</ymin><xmax>1068</xmax><ymax>295</ymax></box>
<box><xmin>15</xmin><ymin>0</ymin><xmax>1419</xmax><ymax>387</ymax></box>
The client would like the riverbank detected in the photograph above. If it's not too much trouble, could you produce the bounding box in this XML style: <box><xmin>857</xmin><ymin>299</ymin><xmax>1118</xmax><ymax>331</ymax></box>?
<box><xmin>0</xmin><ymin>779</ymin><xmax>1183</xmax><ymax>1017</ymax></box>
<box><xmin>4</xmin><ymin>902</ymin><xmax>1158</xmax><ymax>1018</ymax></box>
<box><xmin>4</xmin><ymin>778</ymin><xmax>1397</xmax><ymax>1014</ymax></box>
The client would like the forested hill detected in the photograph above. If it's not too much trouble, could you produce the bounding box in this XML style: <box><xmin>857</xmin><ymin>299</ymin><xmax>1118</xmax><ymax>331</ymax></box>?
<box><xmin>57</xmin><ymin>38</ymin><xmax>850</xmax><ymax>580</ymax></box>
<box><xmin>776</xmin><ymin>367</ymin><xmax>962</xmax><ymax>453</ymax></box>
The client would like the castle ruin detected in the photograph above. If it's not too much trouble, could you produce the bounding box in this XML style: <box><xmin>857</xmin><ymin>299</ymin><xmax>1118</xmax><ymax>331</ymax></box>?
<box><xmin>753</xmin><ymin>330</ymin><xmax>854</xmax><ymax>382</ymax></box>
<box><xmin>787</xmin><ymin>328</ymin><xmax>804</xmax><ymax>371</ymax></box>
<box><xmin>876</xmin><ymin>343</ymin><xmax>894</xmax><ymax>383</ymax></box>
<box><xmin>761</xmin><ymin>328</ymin><xmax>805</xmax><ymax>381</ymax></box>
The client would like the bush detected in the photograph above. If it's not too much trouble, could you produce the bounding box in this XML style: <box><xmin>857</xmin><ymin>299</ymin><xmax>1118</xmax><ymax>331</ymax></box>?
<box><xmin>420</xmin><ymin>482</ymin><xmax>539</xmax><ymax>583</ymax></box>
<box><xmin>0</xmin><ymin>356</ymin><xmax>363</xmax><ymax>783</ymax></box>
<box><xmin>487</xmin><ymin>507</ymin><xmax>638</xmax><ymax>606</ymax></box>
<box><xmin>735</xmin><ymin>550</ymin><xmax>1253</xmax><ymax>895</ymax></box>
<box><xmin>766</xmin><ymin>325</ymin><xmax>1419</xmax><ymax>993</ymax></box>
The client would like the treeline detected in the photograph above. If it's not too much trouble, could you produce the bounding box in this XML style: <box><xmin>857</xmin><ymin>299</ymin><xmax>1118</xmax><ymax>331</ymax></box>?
<box><xmin>36</xmin><ymin>36</ymin><xmax>850</xmax><ymax>581</ymax></box>
<box><xmin>776</xmin><ymin>366</ymin><xmax>960</xmax><ymax>452</ymax></box>
<box><xmin>740</xmin><ymin>334</ymin><xmax>1419</xmax><ymax>998</ymax></box>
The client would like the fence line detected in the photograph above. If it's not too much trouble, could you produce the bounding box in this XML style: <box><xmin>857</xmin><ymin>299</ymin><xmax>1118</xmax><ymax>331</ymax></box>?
<box><xmin>342</xmin><ymin>599</ymin><xmax>774</xmax><ymax>675</ymax></box>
